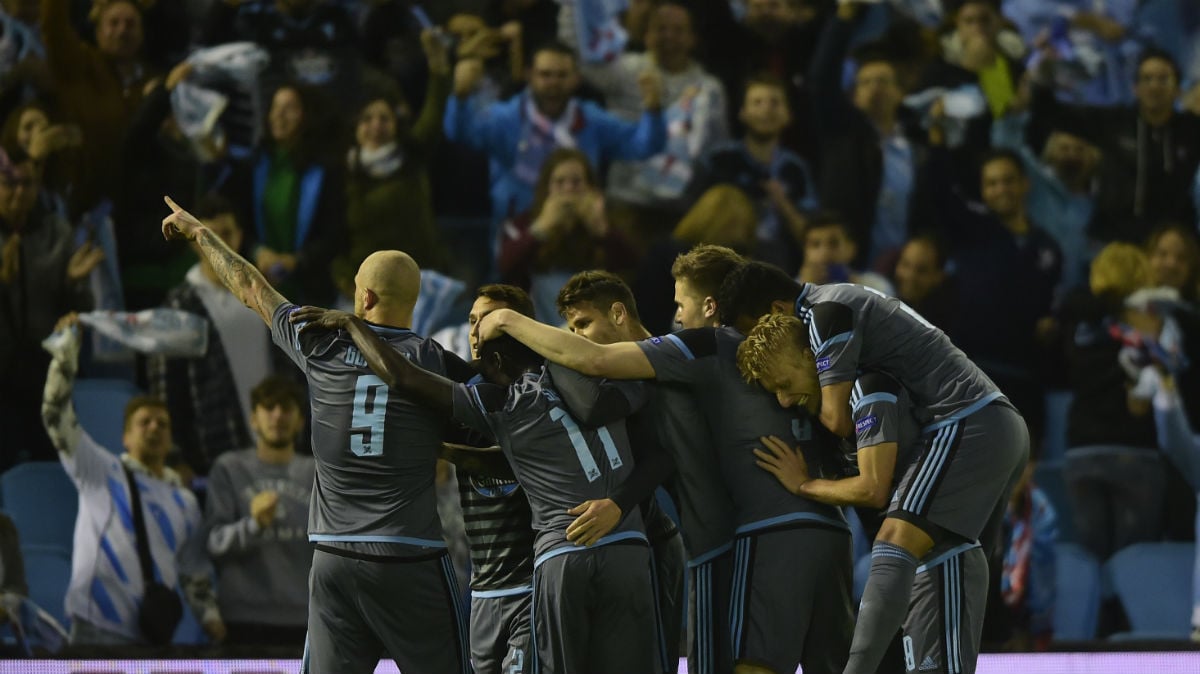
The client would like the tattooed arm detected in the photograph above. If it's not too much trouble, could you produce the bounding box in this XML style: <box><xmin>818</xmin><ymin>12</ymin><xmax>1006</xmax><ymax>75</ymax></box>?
<box><xmin>41</xmin><ymin>313</ymin><xmax>83</xmax><ymax>459</ymax></box>
<box><xmin>161</xmin><ymin>196</ymin><xmax>287</xmax><ymax>325</ymax></box>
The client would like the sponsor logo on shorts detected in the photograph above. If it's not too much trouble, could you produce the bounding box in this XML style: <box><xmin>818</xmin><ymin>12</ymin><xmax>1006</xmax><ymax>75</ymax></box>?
<box><xmin>815</xmin><ymin>356</ymin><xmax>832</xmax><ymax>373</ymax></box>
<box><xmin>855</xmin><ymin>415</ymin><xmax>878</xmax><ymax>434</ymax></box>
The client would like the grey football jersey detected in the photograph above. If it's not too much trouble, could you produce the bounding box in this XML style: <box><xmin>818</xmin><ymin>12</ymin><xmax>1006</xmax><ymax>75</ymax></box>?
<box><xmin>272</xmin><ymin>303</ymin><xmax>447</xmax><ymax>551</ymax></box>
<box><xmin>451</xmin><ymin>368</ymin><xmax>646</xmax><ymax>562</ymax></box>
<box><xmin>796</xmin><ymin>283</ymin><xmax>1003</xmax><ymax>429</ymax></box>
<box><xmin>846</xmin><ymin>372</ymin><xmax>924</xmax><ymax>481</ymax></box>
<box><xmin>639</xmin><ymin>328</ymin><xmax>848</xmax><ymax>535</ymax></box>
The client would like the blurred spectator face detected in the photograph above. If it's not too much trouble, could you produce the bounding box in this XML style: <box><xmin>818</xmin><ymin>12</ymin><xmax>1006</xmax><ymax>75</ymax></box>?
<box><xmin>15</xmin><ymin>107</ymin><xmax>48</xmax><ymax>155</ymax></box>
<box><xmin>804</xmin><ymin>224</ymin><xmax>852</xmax><ymax>268</ymax></box>
<box><xmin>123</xmin><ymin>404</ymin><xmax>172</xmax><ymax>464</ymax></box>
<box><xmin>673</xmin><ymin>277</ymin><xmax>710</xmax><ymax>329</ymax></box>
<box><xmin>468</xmin><ymin>295</ymin><xmax>509</xmax><ymax>358</ymax></box>
<box><xmin>980</xmin><ymin>156</ymin><xmax>1028</xmax><ymax>220</ymax></box>
<box><xmin>624</xmin><ymin>0</ymin><xmax>654</xmax><ymax>44</ymax></box>
<box><xmin>1135</xmin><ymin>58</ymin><xmax>1180</xmax><ymax>116</ymax></box>
<box><xmin>269</xmin><ymin>87</ymin><xmax>305</xmax><ymax>145</ymax></box>
<box><xmin>356</xmin><ymin>100</ymin><xmax>397</xmax><ymax>152</ymax></box>
<box><xmin>853</xmin><ymin>61</ymin><xmax>902</xmax><ymax>121</ymax></box>
<box><xmin>251</xmin><ymin>398</ymin><xmax>303</xmax><ymax>448</ymax></box>
<box><xmin>645</xmin><ymin>4</ymin><xmax>695</xmax><ymax>70</ymax></box>
<box><xmin>740</xmin><ymin>83</ymin><xmax>790</xmax><ymax>140</ymax></box>
<box><xmin>1148</xmin><ymin>229</ymin><xmax>1194</xmax><ymax>291</ymax></box>
<box><xmin>955</xmin><ymin>2</ymin><xmax>999</xmax><ymax>40</ymax></box>
<box><xmin>895</xmin><ymin>239</ymin><xmax>945</xmax><ymax>304</ymax></box>
<box><xmin>548</xmin><ymin>159</ymin><xmax>589</xmax><ymax>198</ymax></box>
<box><xmin>563</xmin><ymin>302</ymin><xmax>625</xmax><ymax>345</ymax></box>
<box><xmin>529</xmin><ymin>50</ymin><xmax>579</xmax><ymax>118</ymax></box>
<box><xmin>95</xmin><ymin>0</ymin><xmax>143</xmax><ymax>61</ymax></box>
<box><xmin>1043</xmin><ymin>131</ymin><xmax>1097</xmax><ymax>186</ymax></box>
<box><xmin>0</xmin><ymin>161</ymin><xmax>37</xmax><ymax>225</ymax></box>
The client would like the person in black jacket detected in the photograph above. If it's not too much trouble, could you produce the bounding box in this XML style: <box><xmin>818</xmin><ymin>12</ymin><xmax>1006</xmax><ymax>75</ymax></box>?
<box><xmin>807</xmin><ymin>0</ymin><xmax>934</xmax><ymax>272</ymax></box>
<box><xmin>1031</xmin><ymin>47</ymin><xmax>1200</xmax><ymax>246</ymax></box>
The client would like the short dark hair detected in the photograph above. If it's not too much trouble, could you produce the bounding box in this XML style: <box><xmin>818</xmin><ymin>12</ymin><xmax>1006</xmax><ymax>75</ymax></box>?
<box><xmin>250</xmin><ymin>375</ymin><xmax>305</xmax><ymax>411</ymax></box>
<box><xmin>530</xmin><ymin>40</ymin><xmax>578</xmax><ymax>67</ymax></box>
<box><xmin>716</xmin><ymin>261</ymin><xmax>801</xmax><ymax>327</ymax></box>
<box><xmin>904</xmin><ymin>235</ymin><xmax>948</xmax><ymax>270</ymax></box>
<box><xmin>123</xmin><ymin>396</ymin><xmax>169</xmax><ymax>431</ymax></box>
<box><xmin>1136</xmin><ymin>46</ymin><xmax>1181</xmax><ymax>85</ymax></box>
<box><xmin>671</xmin><ymin>244</ymin><xmax>747</xmax><ymax>300</ymax></box>
<box><xmin>477</xmin><ymin>284</ymin><xmax>536</xmax><ymax>319</ymax></box>
<box><xmin>193</xmin><ymin>192</ymin><xmax>239</xmax><ymax>222</ymax></box>
<box><xmin>980</xmin><ymin>148</ymin><xmax>1027</xmax><ymax>177</ymax></box>
<box><xmin>805</xmin><ymin>211</ymin><xmax>854</xmax><ymax>242</ymax></box>
<box><xmin>478</xmin><ymin>334</ymin><xmax>542</xmax><ymax>379</ymax></box>
<box><xmin>556</xmin><ymin>270</ymin><xmax>640</xmax><ymax>321</ymax></box>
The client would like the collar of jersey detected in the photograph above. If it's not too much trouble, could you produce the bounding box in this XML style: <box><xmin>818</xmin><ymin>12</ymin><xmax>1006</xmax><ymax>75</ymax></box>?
<box><xmin>363</xmin><ymin>320</ymin><xmax>413</xmax><ymax>335</ymax></box>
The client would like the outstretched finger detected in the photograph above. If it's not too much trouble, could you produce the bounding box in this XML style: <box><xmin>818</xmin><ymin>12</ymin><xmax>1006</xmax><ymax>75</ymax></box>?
<box><xmin>163</xmin><ymin>195</ymin><xmax>182</xmax><ymax>213</ymax></box>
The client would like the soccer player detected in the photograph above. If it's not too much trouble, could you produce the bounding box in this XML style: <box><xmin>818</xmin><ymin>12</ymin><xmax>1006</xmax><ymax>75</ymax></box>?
<box><xmin>741</xmin><ymin>318</ymin><xmax>990</xmax><ymax>674</ymax></box>
<box><xmin>474</xmin><ymin>256</ymin><xmax>855</xmax><ymax>674</ymax></box>
<box><xmin>554</xmin><ymin>270</ymin><xmax>700</xmax><ymax>673</ymax></box>
<box><xmin>455</xmin><ymin>284</ymin><xmax>538</xmax><ymax>674</ymax></box>
<box><xmin>720</xmin><ymin>262</ymin><xmax>1029</xmax><ymax>674</ymax></box>
<box><xmin>160</xmin><ymin>197</ymin><xmax>470</xmax><ymax>674</ymax></box>
<box><xmin>293</xmin><ymin>304</ymin><xmax>658</xmax><ymax>673</ymax></box>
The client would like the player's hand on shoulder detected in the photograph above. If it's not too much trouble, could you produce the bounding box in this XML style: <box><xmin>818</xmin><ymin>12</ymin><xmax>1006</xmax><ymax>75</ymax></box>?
<box><xmin>291</xmin><ymin>306</ymin><xmax>356</xmax><ymax>333</ymax></box>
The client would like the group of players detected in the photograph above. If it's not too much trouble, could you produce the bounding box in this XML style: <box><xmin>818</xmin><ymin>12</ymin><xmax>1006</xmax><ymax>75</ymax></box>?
<box><xmin>160</xmin><ymin>194</ymin><xmax>1029</xmax><ymax>674</ymax></box>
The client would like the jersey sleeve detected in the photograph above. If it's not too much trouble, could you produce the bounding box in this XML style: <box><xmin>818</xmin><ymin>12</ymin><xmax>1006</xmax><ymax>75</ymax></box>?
<box><xmin>270</xmin><ymin>303</ymin><xmax>307</xmax><ymax>369</ymax></box>
<box><xmin>636</xmin><ymin>328</ymin><xmax>718</xmax><ymax>385</ymax></box>
<box><xmin>851</xmin><ymin>372</ymin><xmax>903</xmax><ymax>449</ymax></box>
<box><xmin>807</xmin><ymin>301</ymin><xmax>861</xmax><ymax>386</ymax></box>
<box><xmin>451</xmin><ymin>381</ymin><xmax>508</xmax><ymax>435</ymax></box>
<box><xmin>547</xmin><ymin>363</ymin><xmax>646</xmax><ymax>426</ymax></box>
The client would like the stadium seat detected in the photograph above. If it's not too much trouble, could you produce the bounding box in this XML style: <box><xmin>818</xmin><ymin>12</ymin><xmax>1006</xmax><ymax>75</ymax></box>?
<box><xmin>73</xmin><ymin>378</ymin><xmax>143</xmax><ymax>455</ymax></box>
<box><xmin>0</xmin><ymin>462</ymin><xmax>76</xmax><ymax>551</ymax></box>
<box><xmin>20</xmin><ymin>544</ymin><xmax>71</xmax><ymax>628</ymax></box>
<box><xmin>1052</xmin><ymin>542</ymin><xmax>1101</xmax><ymax>641</ymax></box>
<box><xmin>1106</xmin><ymin>542</ymin><xmax>1194</xmax><ymax>640</ymax></box>
<box><xmin>1033</xmin><ymin>461</ymin><xmax>1073</xmax><ymax>543</ymax></box>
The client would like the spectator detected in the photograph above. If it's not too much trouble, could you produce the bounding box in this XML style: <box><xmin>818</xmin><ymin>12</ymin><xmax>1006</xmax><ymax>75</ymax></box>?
<box><xmin>797</xmin><ymin>211</ymin><xmax>894</xmax><ymax>295</ymax></box>
<box><xmin>331</xmin><ymin>30</ymin><xmax>451</xmax><ymax>303</ymax></box>
<box><xmin>206</xmin><ymin>375</ymin><xmax>314</xmax><ymax>649</ymax></box>
<box><xmin>41</xmin><ymin>313</ymin><xmax>224</xmax><ymax>646</ymax></box>
<box><xmin>201</xmin><ymin>0</ymin><xmax>362</xmax><ymax>105</ymax></box>
<box><xmin>1031</xmin><ymin>47</ymin><xmax>1200</xmax><ymax>245</ymax></box>
<box><xmin>1147</xmin><ymin>223</ymin><xmax>1200</xmax><ymax>303</ymax></box>
<box><xmin>498</xmin><ymin>148</ymin><xmax>637</xmax><ymax>322</ymax></box>
<box><xmin>992</xmin><ymin>109</ymin><xmax>1101</xmax><ymax>290</ymax></box>
<box><xmin>483</xmin><ymin>0</ymin><xmax>558</xmax><ymax>67</ymax></box>
<box><xmin>930</xmin><ymin>110</ymin><xmax>1062</xmax><ymax>442</ymax></box>
<box><xmin>808</xmin><ymin>1</ymin><xmax>934</xmax><ymax>271</ymax></box>
<box><xmin>689</xmin><ymin>74</ymin><xmax>816</xmax><ymax>273</ymax></box>
<box><xmin>565</xmin><ymin>1</ymin><xmax>728</xmax><ymax>222</ymax></box>
<box><xmin>892</xmin><ymin>235</ymin><xmax>955</xmax><ymax>331</ymax></box>
<box><xmin>0</xmin><ymin>148</ymin><xmax>99</xmax><ymax>472</ymax></box>
<box><xmin>146</xmin><ymin>194</ymin><xmax>275</xmax><ymax>477</ymax></box>
<box><xmin>634</xmin><ymin>184</ymin><xmax>757</xmax><ymax>333</ymax></box>
<box><xmin>116</xmin><ymin>60</ymin><xmax>232</xmax><ymax>309</ymax></box>
<box><xmin>443</xmin><ymin>40</ymin><xmax>666</xmax><ymax>250</ymax></box>
<box><xmin>0</xmin><ymin>512</ymin><xmax>29</xmax><ymax>655</ymax></box>
<box><xmin>41</xmin><ymin>0</ymin><xmax>151</xmax><ymax>213</ymax></box>
<box><xmin>1059</xmin><ymin>243</ymin><xmax>1163</xmax><ymax>559</ymax></box>
<box><xmin>231</xmin><ymin>83</ymin><xmax>345</xmax><ymax>306</ymax></box>
<box><xmin>0</xmin><ymin>100</ymin><xmax>78</xmax><ymax>220</ymax></box>
<box><xmin>923</xmin><ymin>0</ymin><xmax>1026</xmax><ymax>119</ymax></box>
<box><xmin>994</xmin><ymin>462</ymin><xmax>1059</xmax><ymax>651</ymax></box>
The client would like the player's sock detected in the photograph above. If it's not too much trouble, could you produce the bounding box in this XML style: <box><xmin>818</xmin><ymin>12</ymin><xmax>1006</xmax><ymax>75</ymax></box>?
<box><xmin>844</xmin><ymin>541</ymin><xmax>919</xmax><ymax>674</ymax></box>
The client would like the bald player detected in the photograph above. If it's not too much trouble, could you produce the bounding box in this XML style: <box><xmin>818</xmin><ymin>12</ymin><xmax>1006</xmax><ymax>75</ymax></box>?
<box><xmin>161</xmin><ymin>198</ymin><xmax>471</xmax><ymax>674</ymax></box>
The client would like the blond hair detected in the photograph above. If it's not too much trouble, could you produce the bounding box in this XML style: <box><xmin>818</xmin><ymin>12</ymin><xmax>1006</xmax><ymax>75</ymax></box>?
<box><xmin>736</xmin><ymin>313</ymin><xmax>809</xmax><ymax>384</ymax></box>
<box><xmin>1089</xmin><ymin>242</ymin><xmax>1150</xmax><ymax>299</ymax></box>
<box><xmin>673</xmin><ymin>185</ymin><xmax>757</xmax><ymax>249</ymax></box>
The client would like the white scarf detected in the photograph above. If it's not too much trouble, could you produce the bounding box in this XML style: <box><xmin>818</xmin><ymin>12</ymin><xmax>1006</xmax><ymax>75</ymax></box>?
<box><xmin>348</xmin><ymin>142</ymin><xmax>403</xmax><ymax>179</ymax></box>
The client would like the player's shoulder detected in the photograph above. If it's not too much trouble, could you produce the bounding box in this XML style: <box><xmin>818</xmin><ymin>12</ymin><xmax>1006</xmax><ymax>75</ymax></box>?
<box><xmin>645</xmin><ymin>327</ymin><xmax>719</xmax><ymax>359</ymax></box>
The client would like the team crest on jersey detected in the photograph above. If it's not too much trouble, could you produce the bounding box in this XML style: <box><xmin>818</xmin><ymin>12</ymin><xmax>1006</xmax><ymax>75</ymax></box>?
<box><xmin>815</xmin><ymin>356</ymin><xmax>832</xmax><ymax>373</ymax></box>
<box><xmin>855</xmin><ymin>415</ymin><xmax>878</xmax><ymax>434</ymax></box>
<box><xmin>471</xmin><ymin>476</ymin><xmax>520</xmax><ymax>498</ymax></box>
<box><xmin>650</xmin><ymin>336</ymin><xmax>663</xmax><ymax>344</ymax></box>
